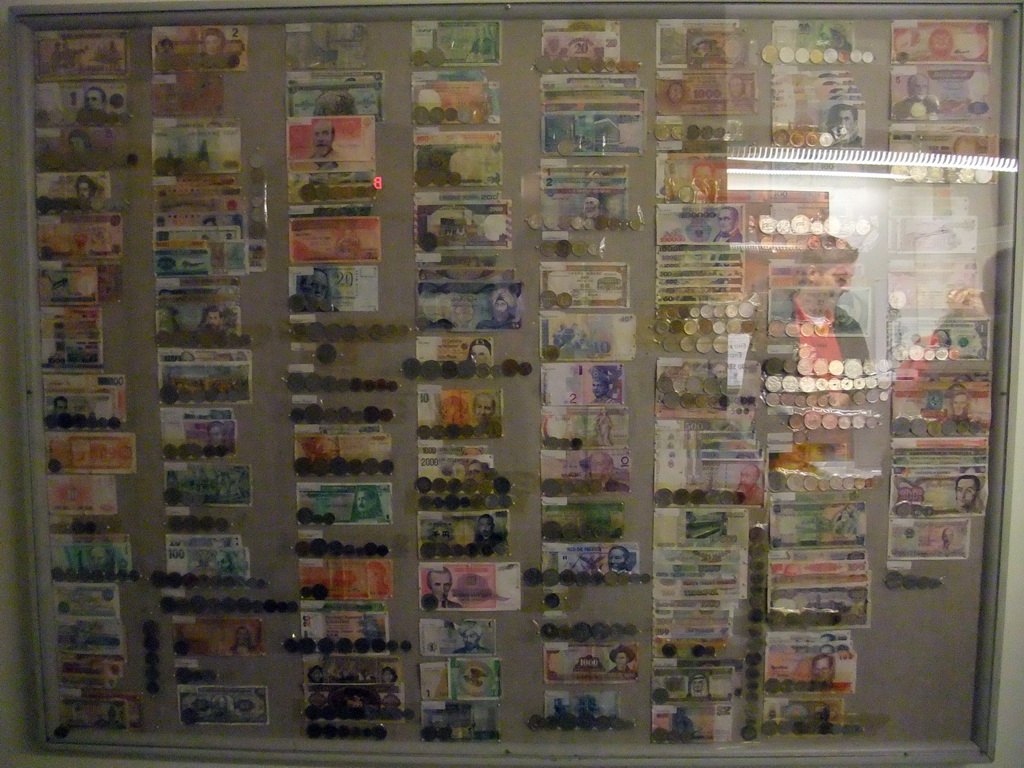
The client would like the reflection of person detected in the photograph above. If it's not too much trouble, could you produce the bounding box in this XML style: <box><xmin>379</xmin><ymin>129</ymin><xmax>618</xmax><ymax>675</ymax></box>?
<box><xmin>933</xmin><ymin>328</ymin><xmax>952</xmax><ymax>348</ymax></box>
<box><xmin>671</xmin><ymin>708</ymin><xmax>695</xmax><ymax>737</ymax></box>
<box><xmin>467</xmin><ymin>338</ymin><xmax>492</xmax><ymax>365</ymax></box>
<box><xmin>607</xmin><ymin>644</ymin><xmax>636</xmax><ymax>675</ymax></box>
<box><xmin>453</xmin><ymin>620</ymin><xmax>488</xmax><ymax>653</ymax></box>
<box><xmin>474</xmin><ymin>513</ymin><xmax>503</xmax><ymax>546</ymax></box>
<box><xmin>352</xmin><ymin>486</ymin><xmax>385</xmax><ymax>521</ymax></box>
<box><xmin>824</xmin><ymin>103</ymin><xmax>862</xmax><ymax>147</ymax></box>
<box><xmin>230</xmin><ymin>624</ymin><xmax>259</xmax><ymax>654</ymax></box>
<box><xmin>476</xmin><ymin>286</ymin><xmax>521</xmax><ymax>329</ymax></box>
<box><xmin>297</xmin><ymin>267</ymin><xmax>331</xmax><ymax>306</ymax></box>
<box><xmin>589</xmin><ymin>365</ymin><xmax>621</xmax><ymax>403</ymax></box>
<box><xmin>734</xmin><ymin>463</ymin><xmax>764</xmax><ymax>506</ymax></box>
<box><xmin>712</xmin><ymin>206</ymin><xmax>742</xmax><ymax>242</ymax></box>
<box><xmin>954</xmin><ymin>474</ymin><xmax>982</xmax><ymax>514</ymax></box>
<box><xmin>606</xmin><ymin>545</ymin><xmax>634</xmax><ymax>573</ymax></box>
<box><xmin>781</xmin><ymin>254</ymin><xmax>866</xmax><ymax>359</ymax></box>
<box><xmin>892</xmin><ymin>74</ymin><xmax>940</xmax><ymax>120</ymax></box>
<box><xmin>810</xmin><ymin>653</ymin><xmax>835</xmax><ymax>684</ymax></box>
<box><xmin>472</xmin><ymin>392</ymin><xmax>498</xmax><ymax>428</ymax></box>
<box><xmin>426</xmin><ymin>567</ymin><xmax>461</xmax><ymax>608</ymax></box>
<box><xmin>310</xmin><ymin>118</ymin><xmax>339</xmax><ymax>169</ymax></box>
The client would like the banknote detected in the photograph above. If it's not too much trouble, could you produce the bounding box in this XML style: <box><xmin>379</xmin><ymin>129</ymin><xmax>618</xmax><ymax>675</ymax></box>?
<box><xmin>164</xmin><ymin>463</ymin><xmax>251</xmax><ymax>506</ymax></box>
<box><xmin>40</xmin><ymin>305</ymin><xmax>102</xmax><ymax>369</ymax></box>
<box><xmin>540</xmin><ymin>263</ymin><xmax>629</xmax><ymax>309</ymax></box>
<box><xmin>891</xmin><ymin>464</ymin><xmax>988</xmax><ymax>516</ymax></box>
<box><xmin>47</xmin><ymin>432</ymin><xmax>135</xmax><ymax>474</ymax></box>
<box><xmin>892</xmin><ymin>372</ymin><xmax>990</xmax><ymax>430</ymax></box>
<box><xmin>541</xmin><ymin>363</ymin><xmax>624</xmax><ymax>406</ymax></box>
<box><xmin>763</xmin><ymin>695</ymin><xmax>844</xmax><ymax>728</ymax></box>
<box><xmin>769</xmin><ymin>585</ymin><xmax>870</xmax><ymax>627</ymax></box>
<box><xmin>155</xmin><ymin>277</ymin><xmax>241</xmax><ymax>334</ymax></box>
<box><xmin>420</xmin><ymin>700</ymin><xmax>500</xmax><ymax>741</ymax></box>
<box><xmin>173</xmin><ymin>617</ymin><xmax>264</xmax><ymax>656</ymax></box>
<box><xmin>289</xmin><ymin>216</ymin><xmax>382</xmax><ymax>263</ymax></box>
<box><xmin>287</xmin><ymin>115</ymin><xmax>375</xmax><ymax>174</ymax></box>
<box><xmin>44</xmin><ymin>373</ymin><xmax>127</xmax><ymax>426</ymax></box>
<box><xmin>57</xmin><ymin>617</ymin><xmax>125</xmax><ymax>655</ymax></box>
<box><xmin>891</xmin><ymin>65</ymin><xmax>991</xmax><ymax>120</ymax></box>
<box><xmin>768</xmin><ymin>549</ymin><xmax>869</xmax><ymax>584</ymax></box>
<box><xmin>165</xmin><ymin>534</ymin><xmax>250</xmax><ymax>578</ymax></box>
<box><xmin>154</xmin><ymin>210</ymin><xmax>246</xmax><ymax>231</ymax></box>
<box><xmin>769</xmin><ymin>502</ymin><xmax>867</xmax><ymax>548</ymax></box>
<box><xmin>294</xmin><ymin>425</ymin><xmax>392</xmax><ymax>461</ymax></box>
<box><xmin>887</xmin><ymin>254</ymin><xmax>980</xmax><ymax>310</ymax></box>
<box><xmin>51</xmin><ymin>533</ymin><xmax>131</xmax><ymax>573</ymax></box>
<box><xmin>304</xmin><ymin>653</ymin><xmax>401</xmax><ymax>685</ymax></box>
<box><xmin>764</xmin><ymin>630</ymin><xmax>857</xmax><ymax>693</ymax></box>
<box><xmin>34</xmin><ymin>30</ymin><xmax>128</xmax><ymax>80</ymax></box>
<box><xmin>288</xmin><ymin>170</ymin><xmax>380</xmax><ymax>204</ymax></box>
<box><xmin>154</xmin><ymin>241</ymin><xmax>249</xmax><ymax>277</ymax></box>
<box><xmin>540</xmin><ymin>449</ymin><xmax>632</xmax><ymax>492</ymax></box>
<box><xmin>541</xmin><ymin>406</ymin><xmax>629</xmax><ymax>448</ymax></box>
<box><xmin>771</xmin><ymin>70</ymin><xmax>865</xmax><ymax>141</ymax></box>
<box><xmin>155</xmin><ymin>225</ymin><xmax>243</xmax><ymax>245</ymax></box>
<box><xmin>656</xmin><ymin>73</ymin><xmax>757</xmax><ymax>116</ymax></box>
<box><xmin>892</xmin><ymin>21</ymin><xmax>991</xmax><ymax>64</ymax></box>
<box><xmin>888</xmin><ymin>124</ymin><xmax>997</xmax><ymax>166</ymax></box>
<box><xmin>59</xmin><ymin>691</ymin><xmax>141</xmax><ymax>729</ymax></box>
<box><xmin>543</xmin><ymin>642</ymin><xmax>640</xmax><ymax>682</ymax></box>
<box><xmin>419</xmin><ymin>510</ymin><xmax>509</xmax><ymax>552</ymax></box>
<box><xmin>657</xmin><ymin>153</ymin><xmax>729</xmax><ymax>203</ymax></box>
<box><xmin>417</xmin><ymin>451</ymin><xmax>494</xmax><ymax>484</ymax></box>
<box><xmin>657</xmin><ymin>204</ymin><xmax>746</xmax><ymax>245</ymax></box>
<box><xmin>657</xmin><ymin>250</ymin><xmax>747</xmax><ymax>303</ymax></box>
<box><xmin>545</xmin><ymin>690</ymin><xmax>620</xmax><ymax>718</ymax></box>
<box><xmin>684</xmin><ymin>25</ymin><xmax>750</xmax><ymax>68</ymax></box>
<box><xmin>55</xmin><ymin>583</ymin><xmax>121</xmax><ymax>618</ymax></box>
<box><xmin>414</xmin><ymin>130</ymin><xmax>503</xmax><ymax>186</ymax></box>
<box><xmin>541</xmin><ymin>501</ymin><xmax>625</xmax><ymax>540</ymax></box>
<box><xmin>152</xmin><ymin>26</ymin><xmax>249</xmax><ymax>72</ymax></box>
<box><xmin>653</xmin><ymin>548</ymin><xmax>743</xmax><ymax>590</ymax></box>
<box><xmin>411</xmin><ymin>21</ymin><xmax>501</xmax><ymax>66</ymax></box>
<box><xmin>152</xmin><ymin>119</ymin><xmax>242</xmax><ymax>175</ymax></box>
<box><xmin>157</xmin><ymin>348</ymin><xmax>252</xmax><ymax>403</ymax></box>
<box><xmin>888</xmin><ymin>517</ymin><xmax>971</xmax><ymax>559</ymax></box>
<box><xmin>539</xmin><ymin>163</ymin><xmax>628</xmax><ymax>229</ymax></box>
<box><xmin>286</xmin><ymin>23</ymin><xmax>369</xmax><ymax>69</ymax></box>
<box><xmin>418</xmin><ymin>386</ymin><xmax>503</xmax><ymax>436</ymax></box>
<box><xmin>893</xmin><ymin>215</ymin><xmax>978</xmax><ymax>254</ymax></box>
<box><xmin>414</xmin><ymin>192</ymin><xmax>512</xmax><ymax>251</ymax></box>
<box><xmin>47</xmin><ymin>474</ymin><xmax>118</xmax><ymax>515</ymax></box>
<box><xmin>420</xmin><ymin>618</ymin><xmax>498</xmax><ymax>656</ymax></box>
<box><xmin>36</xmin><ymin>172</ymin><xmax>112</xmax><ymax>215</ymax></box>
<box><xmin>36</xmin><ymin>125</ymin><xmax>129</xmax><ymax>172</ymax></box>
<box><xmin>416</xmin><ymin>336</ymin><xmax>495</xmax><ymax>364</ymax></box>
<box><xmin>178</xmin><ymin>686</ymin><xmax>269</xmax><ymax>725</ymax></box>
<box><xmin>417</xmin><ymin>280</ymin><xmax>524</xmax><ymax>331</ymax></box>
<box><xmin>655</xmin><ymin>606</ymin><xmax>732</xmax><ymax>644</ymax></box>
<box><xmin>300</xmin><ymin>600</ymin><xmax>389</xmax><ymax>642</ymax></box>
<box><xmin>58</xmin><ymin>652</ymin><xmax>125</xmax><ymax>688</ymax></box>
<box><xmin>37</xmin><ymin>212</ymin><xmax>123</xmax><ymax>260</ymax></box>
<box><xmin>39</xmin><ymin>263</ymin><xmax>120</xmax><ymax>305</ymax></box>
<box><xmin>304</xmin><ymin>680</ymin><xmax>405</xmax><ymax>715</ymax></box>
<box><xmin>540</xmin><ymin>312</ymin><xmax>637</xmax><ymax>361</ymax></box>
<box><xmin>418</xmin><ymin>562</ymin><xmax>521</xmax><ymax>610</ymax></box>
<box><xmin>36</xmin><ymin>81</ymin><xmax>128</xmax><ymax>126</ymax></box>
<box><xmin>651</xmin><ymin>659</ymin><xmax>741</xmax><ymax>702</ymax></box>
<box><xmin>451</xmin><ymin>658</ymin><xmax>502</xmax><ymax>699</ymax></box>
<box><xmin>153</xmin><ymin>174</ymin><xmax>242</xmax><ymax>211</ymax></box>
<box><xmin>152</xmin><ymin>73</ymin><xmax>225</xmax><ymax>116</ymax></box>
<box><xmin>542</xmin><ymin>542</ymin><xmax>639</xmax><ymax>575</ymax></box>
<box><xmin>889</xmin><ymin>314</ymin><xmax>990</xmax><ymax>361</ymax></box>
<box><xmin>772</xmin><ymin>20</ymin><xmax>855</xmax><ymax>55</ymax></box>
<box><xmin>653</xmin><ymin>508</ymin><xmax>749</xmax><ymax>549</ymax></box>
<box><xmin>296</xmin><ymin>482</ymin><xmax>392</xmax><ymax>524</ymax></box>
<box><xmin>541</xmin><ymin>20</ymin><xmax>620</xmax><ymax>62</ymax></box>
<box><xmin>655</xmin><ymin>426</ymin><xmax>764</xmax><ymax>502</ymax></box>
<box><xmin>541</xmin><ymin>112</ymin><xmax>644</xmax><ymax>156</ymax></box>
<box><xmin>412</xmin><ymin>70</ymin><xmax>500</xmax><ymax>124</ymax></box>
<box><xmin>287</xmin><ymin>71</ymin><xmax>384</xmax><ymax>120</ymax></box>
<box><xmin>299</xmin><ymin>558</ymin><xmax>394</xmax><ymax>599</ymax></box>
<box><xmin>651</xmin><ymin>703</ymin><xmax>734</xmax><ymax>741</ymax></box>
<box><xmin>289</xmin><ymin>265</ymin><xmax>378</xmax><ymax>313</ymax></box>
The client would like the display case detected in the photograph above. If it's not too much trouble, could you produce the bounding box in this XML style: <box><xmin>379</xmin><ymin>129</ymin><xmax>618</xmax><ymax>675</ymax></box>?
<box><xmin>10</xmin><ymin>2</ymin><xmax>1023</xmax><ymax>764</ymax></box>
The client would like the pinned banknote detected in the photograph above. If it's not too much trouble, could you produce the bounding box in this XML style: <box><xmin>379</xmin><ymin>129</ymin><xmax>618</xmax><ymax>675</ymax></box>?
<box><xmin>414</xmin><ymin>191</ymin><xmax>512</xmax><ymax>252</ymax></box>
<box><xmin>893</xmin><ymin>215</ymin><xmax>978</xmax><ymax>254</ymax></box>
<box><xmin>421</xmin><ymin>700</ymin><xmax>500</xmax><ymax>741</ymax></box>
<box><xmin>299</xmin><ymin>557</ymin><xmax>394</xmax><ymax>599</ymax></box>
<box><xmin>59</xmin><ymin>652</ymin><xmax>125</xmax><ymax>688</ymax></box>
<box><xmin>657</xmin><ymin>204</ymin><xmax>746</xmax><ymax>245</ymax></box>
<box><xmin>891</xmin><ymin>65</ymin><xmax>991</xmax><ymax>120</ymax></box>
<box><xmin>152</xmin><ymin>119</ymin><xmax>242</xmax><ymax>175</ymax></box>
<box><xmin>59</xmin><ymin>691</ymin><xmax>141</xmax><ymax>729</ymax></box>
<box><xmin>300</xmin><ymin>600</ymin><xmax>389</xmax><ymax>642</ymax></box>
<box><xmin>414</xmin><ymin>130</ymin><xmax>502</xmax><ymax>186</ymax></box>
<box><xmin>420</xmin><ymin>617</ymin><xmax>498</xmax><ymax>656</ymax></box>
<box><xmin>286</xmin><ymin>23</ymin><xmax>369</xmax><ymax>69</ymax></box>
<box><xmin>416</xmin><ymin>445</ymin><xmax>494</xmax><ymax>482</ymax></box>
<box><xmin>541</xmin><ymin>406</ymin><xmax>629</xmax><ymax>448</ymax></box>
<box><xmin>653</xmin><ymin>507</ymin><xmax>748</xmax><ymax>549</ymax></box>
<box><xmin>178</xmin><ymin>686</ymin><xmax>269</xmax><ymax>725</ymax></box>
<box><xmin>152</xmin><ymin>73</ymin><xmax>225</xmax><ymax>117</ymax></box>
<box><xmin>539</xmin><ymin>163</ymin><xmax>628</xmax><ymax>229</ymax></box>
<box><xmin>539</xmin><ymin>263</ymin><xmax>629</xmax><ymax>309</ymax></box>
<box><xmin>541</xmin><ymin>501</ymin><xmax>626</xmax><ymax>540</ymax></box>
<box><xmin>286</xmin><ymin>115</ymin><xmax>375</xmax><ymax>174</ymax></box>
<box><xmin>543</xmin><ymin>642</ymin><xmax>640</xmax><ymax>682</ymax></box>
<box><xmin>416</xmin><ymin>336</ymin><xmax>494</xmax><ymax>364</ymax></box>
<box><xmin>418</xmin><ymin>509</ymin><xmax>509</xmax><ymax>552</ymax></box>
<box><xmin>36</xmin><ymin>125</ymin><xmax>129</xmax><ymax>172</ymax></box>
<box><xmin>47</xmin><ymin>432</ymin><xmax>135</xmax><ymax>473</ymax></box>
<box><xmin>891</xmin><ymin>464</ymin><xmax>987</xmax><ymax>516</ymax></box>
<box><xmin>165</xmin><ymin>534</ymin><xmax>250</xmax><ymax>578</ymax></box>
<box><xmin>44</xmin><ymin>373</ymin><xmax>127</xmax><ymax>426</ymax></box>
<box><xmin>411</xmin><ymin>21</ymin><xmax>501</xmax><ymax>66</ymax></box>
<box><xmin>540</xmin><ymin>312</ymin><xmax>637</xmax><ymax>361</ymax></box>
<box><xmin>888</xmin><ymin>517</ymin><xmax>970</xmax><ymax>559</ymax></box>
<box><xmin>542</xmin><ymin>112</ymin><xmax>644</xmax><ymax>156</ymax></box>
<box><xmin>540</xmin><ymin>449</ymin><xmax>632</xmax><ymax>492</ymax></box>
<box><xmin>892</xmin><ymin>20</ymin><xmax>991</xmax><ymax>64</ymax></box>
<box><xmin>289</xmin><ymin>216</ymin><xmax>382</xmax><ymax>263</ymax></box>
<box><xmin>164</xmin><ymin>463</ymin><xmax>251</xmax><ymax>506</ymax></box>
<box><xmin>418</xmin><ymin>562</ymin><xmax>521</xmax><ymax>610</ymax></box>
<box><xmin>294</xmin><ymin>425</ymin><xmax>391</xmax><ymax>461</ymax></box>
<box><xmin>55</xmin><ymin>583</ymin><xmax>121</xmax><ymax>618</ymax></box>
<box><xmin>287</xmin><ymin>70</ymin><xmax>384</xmax><ymax>119</ymax></box>
<box><xmin>34</xmin><ymin>30</ymin><xmax>128</xmax><ymax>80</ymax></box>
<box><xmin>152</xmin><ymin>26</ymin><xmax>249</xmax><ymax>72</ymax></box>
<box><xmin>41</xmin><ymin>306</ymin><xmax>103</xmax><ymax>369</ymax></box>
<box><xmin>544</xmin><ymin>690</ymin><xmax>620</xmax><ymax>718</ymax></box>
<box><xmin>764</xmin><ymin>630</ymin><xmax>857</xmax><ymax>693</ymax></box>
<box><xmin>51</xmin><ymin>533</ymin><xmax>131</xmax><ymax>573</ymax></box>
<box><xmin>295</xmin><ymin>482</ymin><xmax>393</xmax><ymax>524</ymax></box>
<box><xmin>157</xmin><ymin>348</ymin><xmax>253</xmax><ymax>404</ymax></box>
<box><xmin>173</xmin><ymin>617</ymin><xmax>264</xmax><ymax>655</ymax></box>
<box><xmin>289</xmin><ymin>265</ymin><xmax>379</xmax><ymax>312</ymax></box>
<box><xmin>37</xmin><ymin>212</ymin><xmax>123</xmax><ymax>260</ymax></box>
<box><xmin>411</xmin><ymin>70</ymin><xmax>500</xmax><ymax>125</ymax></box>
<box><xmin>417</xmin><ymin>386</ymin><xmax>503</xmax><ymax>437</ymax></box>
<box><xmin>57</xmin><ymin>617</ymin><xmax>125</xmax><ymax>655</ymax></box>
<box><xmin>47</xmin><ymin>475</ymin><xmax>118</xmax><ymax>515</ymax></box>
<box><xmin>36</xmin><ymin>171</ymin><xmax>112</xmax><ymax>215</ymax></box>
<box><xmin>656</xmin><ymin>72</ymin><xmax>757</xmax><ymax>115</ymax></box>
<box><xmin>39</xmin><ymin>263</ymin><xmax>120</xmax><ymax>305</ymax></box>
<box><xmin>769</xmin><ymin>502</ymin><xmax>867</xmax><ymax>548</ymax></box>
<box><xmin>541</xmin><ymin>20</ymin><xmax>620</xmax><ymax>61</ymax></box>
<box><xmin>651</xmin><ymin>703</ymin><xmax>734</xmax><ymax>741</ymax></box>
<box><xmin>541</xmin><ymin>363</ymin><xmax>625</xmax><ymax>406</ymax></box>
<box><xmin>36</xmin><ymin>81</ymin><xmax>128</xmax><ymax>126</ymax></box>
<box><xmin>542</xmin><ymin>541</ymin><xmax>639</xmax><ymax>575</ymax></box>
<box><xmin>417</xmin><ymin>280</ymin><xmax>524</xmax><ymax>330</ymax></box>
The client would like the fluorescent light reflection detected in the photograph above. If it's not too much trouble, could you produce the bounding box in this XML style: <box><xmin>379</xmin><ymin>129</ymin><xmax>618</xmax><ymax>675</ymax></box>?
<box><xmin>727</xmin><ymin>146</ymin><xmax>1018</xmax><ymax>173</ymax></box>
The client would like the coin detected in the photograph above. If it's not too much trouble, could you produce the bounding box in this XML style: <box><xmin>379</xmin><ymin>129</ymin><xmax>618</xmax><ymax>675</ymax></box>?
<box><xmin>794</xmin><ymin>47</ymin><xmax>810</xmax><ymax>64</ymax></box>
<box><xmin>809</xmin><ymin>49</ymin><xmax>824</xmax><ymax>64</ymax></box>
<box><xmin>556</xmin><ymin>292</ymin><xmax>573</xmax><ymax>309</ymax></box>
<box><xmin>426</xmin><ymin>48</ymin><xmax>446</xmax><ymax>66</ymax></box>
<box><xmin>778</xmin><ymin>46</ymin><xmax>795</xmax><ymax>63</ymax></box>
<box><xmin>557</xmin><ymin>139</ymin><xmax>575</xmax><ymax>156</ymax></box>
<box><xmin>762</xmin><ymin>45</ymin><xmax>780</xmax><ymax>64</ymax></box>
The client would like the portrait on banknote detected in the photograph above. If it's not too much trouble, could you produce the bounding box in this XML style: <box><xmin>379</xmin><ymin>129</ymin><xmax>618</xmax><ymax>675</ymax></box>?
<box><xmin>420</xmin><ymin>618</ymin><xmax>498</xmax><ymax>656</ymax></box>
<box><xmin>173</xmin><ymin>617</ymin><xmax>265</xmax><ymax>656</ymax></box>
<box><xmin>421</xmin><ymin>700</ymin><xmax>500</xmax><ymax>741</ymax></box>
<box><xmin>417</xmin><ymin>280</ymin><xmax>523</xmax><ymax>331</ymax></box>
<box><xmin>300</xmin><ymin>600</ymin><xmax>389</xmax><ymax>643</ymax></box>
<box><xmin>288</xmin><ymin>71</ymin><xmax>384</xmax><ymax>120</ymax></box>
<box><xmin>287</xmin><ymin>115</ymin><xmax>375</xmax><ymax>174</ymax></box>
<box><xmin>543</xmin><ymin>642</ymin><xmax>640</xmax><ymax>683</ymax></box>
<box><xmin>418</xmin><ymin>562</ymin><xmax>522</xmax><ymax>611</ymax></box>
<box><xmin>296</xmin><ymin>482</ymin><xmax>392</xmax><ymax>524</ymax></box>
<box><xmin>418</xmin><ymin>509</ymin><xmax>509</xmax><ymax>554</ymax></box>
<box><xmin>35</xmin><ymin>30</ymin><xmax>128</xmax><ymax>80</ymax></box>
<box><xmin>153</xmin><ymin>26</ymin><xmax>249</xmax><ymax>72</ymax></box>
<box><xmin>178</xmin><ymin>686</ymin><xmax>269</xmax><ymax>725</ymax></box>
<box><xmin>164</xmin><ymin>463</ymin><xmax>251</xmax><ymax>506</ymax></box>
